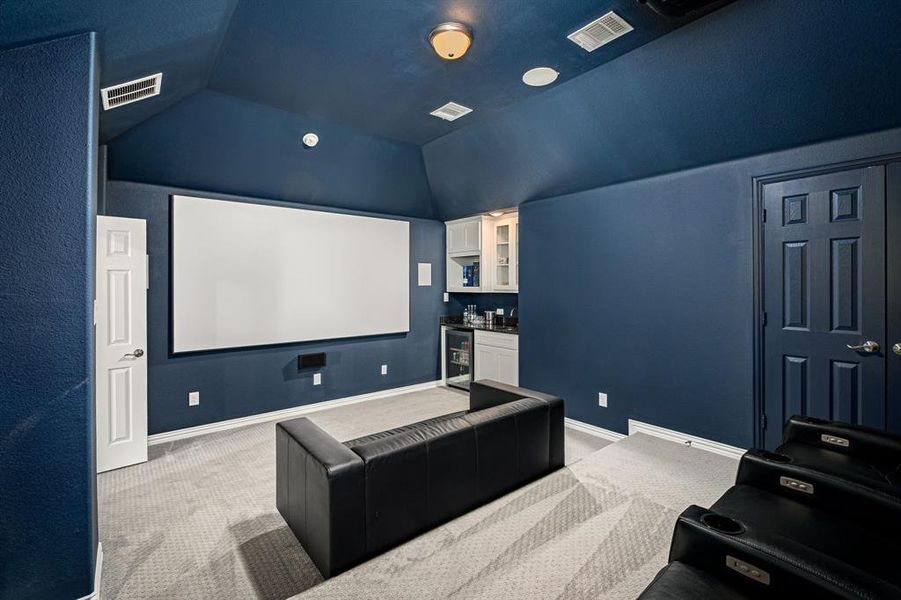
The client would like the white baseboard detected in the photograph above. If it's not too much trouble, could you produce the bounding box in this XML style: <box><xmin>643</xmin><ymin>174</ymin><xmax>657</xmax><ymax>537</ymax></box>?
<box><xmin>627</xmin><ymin>419</ymin><xmax>745</xmax><ymax>459</ymax></box>
<box><xmin>76</xmin><ymin>542</ymin><xmax>102</xmax><ymax>600</ymax></box>
<box><xmin>564</xmin><ymin>418</ymin><xmax>627</xmax><ymax>442</ymax></box>
<box><xmin>148</xmin><ymin>380</ymin><xmax>443</xmax><ymax>446</ymax></box>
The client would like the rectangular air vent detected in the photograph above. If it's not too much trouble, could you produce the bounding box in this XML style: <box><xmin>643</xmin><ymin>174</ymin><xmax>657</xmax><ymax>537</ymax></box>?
<box><xmin>101</xmin><ymin>73</ymin><xmax>163</xmax><ymax>110</ymax></box>
<box><xmin>430</xmin><ymin>102</ymin><xmax>473</xmax><ymax>122</ymax></box>
<box><xmin>567</xmin><ymin>11</ymin><xmax>633</xmax><ymax>52</ymax></box>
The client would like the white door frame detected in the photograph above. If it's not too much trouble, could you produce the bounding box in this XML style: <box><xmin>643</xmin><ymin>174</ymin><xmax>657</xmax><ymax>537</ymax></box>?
<box><xmin>95</xmin><ymin>215</ymin><xmax>148</xmax><ymax>473</ymax></box>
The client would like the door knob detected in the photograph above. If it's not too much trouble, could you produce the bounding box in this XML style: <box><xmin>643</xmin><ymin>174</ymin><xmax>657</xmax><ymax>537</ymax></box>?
<box><xmin>846</xmin><ymin>341</ymin><xmax>879</xmax><ymax>354</ymax></box>
<box><xmin>123</xmin><ymin>348</ymin><xmax>144</xmax><ymax>359</ymax></box>
<box><xmin>894</xmin><ymin>343</ymin><xmax>901</xmax><ymax>356</ymax></box>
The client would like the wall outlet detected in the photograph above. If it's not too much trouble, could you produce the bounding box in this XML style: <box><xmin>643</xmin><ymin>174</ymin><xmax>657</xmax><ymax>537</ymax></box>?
<box><xmin>189</xmin><ymin>391</ymin><xmax>200</xmax><ymax>406</ymax></box>
<box><xmin>598</xmin><ymin>392</ymin><xmax>608</xmax><ymax>408</ymax></box>
<box><xmin>313</xmin><ymin>372</ymin><xmax>322</xmax><ymax>386</ymax></box>
<box><xmin>443</xmin><ymin>292</ymin><xmax>449</xmax><ymax>302</ymax></box>
<box><xmin>381</xmin><ymin>364</ymin><xmax>388</xmax><ymax>375</ymax></box>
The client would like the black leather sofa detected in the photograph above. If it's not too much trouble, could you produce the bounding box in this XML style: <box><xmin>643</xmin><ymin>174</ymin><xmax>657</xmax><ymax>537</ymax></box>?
<box><xmin>640</xmin><ymin>416</ymin><xmax>901</xmax><ymax>599</ymax></box>
<box><xmin>276</xmin><ymin>380</ymin><xmax>564</xmax><ymax>578</ymax></box>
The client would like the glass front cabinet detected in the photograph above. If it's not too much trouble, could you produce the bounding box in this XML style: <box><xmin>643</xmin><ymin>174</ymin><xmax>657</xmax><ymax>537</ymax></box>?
<box><xmin>491</xmin><ymin>217</ymin><xmax>518</xmax><ymax>292</ymax></box>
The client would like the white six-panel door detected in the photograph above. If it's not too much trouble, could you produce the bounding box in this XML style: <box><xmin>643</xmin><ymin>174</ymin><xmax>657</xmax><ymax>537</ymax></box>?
<box><xmin>95</xmin><ymin>216</ymin><xmax>148</xmax><ymax>473</ymax></box>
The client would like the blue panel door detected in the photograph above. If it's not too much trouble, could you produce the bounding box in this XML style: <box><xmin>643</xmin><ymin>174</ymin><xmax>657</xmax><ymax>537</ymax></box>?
<box><xmin>763</xmin><ymin>167</ymin><xmax>886</xmax><ymax>449</ymax></box>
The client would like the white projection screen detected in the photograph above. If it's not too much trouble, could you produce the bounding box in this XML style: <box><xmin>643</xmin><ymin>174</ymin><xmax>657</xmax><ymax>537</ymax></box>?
<box><xmin>171</xmin><ymin>195</ymin><xmax>410</xmax><ymax>352</ymax></box>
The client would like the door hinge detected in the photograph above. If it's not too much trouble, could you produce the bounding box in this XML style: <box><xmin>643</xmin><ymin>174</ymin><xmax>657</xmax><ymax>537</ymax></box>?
<box><xmin>760</xmin><ymin>413</ymin><xmax>768</xmax><ymax>431</ymax></box>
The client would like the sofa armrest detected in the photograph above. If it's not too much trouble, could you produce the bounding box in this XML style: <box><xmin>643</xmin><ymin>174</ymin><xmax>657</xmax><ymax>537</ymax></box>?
<box><xmin>782</xmin><ymin>415</ymin><xmax>901</xmax><ymax>463</ymax></box>
<box><xmin>469</xmin><ymin>381</ymin><xmax>565</xmax><ymax>470</ymax></box>
<box><xmin>276</xmin><ymin>418</ymin><xmax>366</xmax><ymax>578</ymax></box>
<box><xmin>469</xmin><ymin>380</ymin><xmax>558</xmax><ymax>411</ymax></box>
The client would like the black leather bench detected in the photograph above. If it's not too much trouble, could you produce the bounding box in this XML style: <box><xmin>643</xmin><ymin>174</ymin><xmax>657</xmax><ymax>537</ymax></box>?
<box><xmin>276</xmin><ymin>380</ymin><xmax>564</xmax><ymax>577</ymax></box>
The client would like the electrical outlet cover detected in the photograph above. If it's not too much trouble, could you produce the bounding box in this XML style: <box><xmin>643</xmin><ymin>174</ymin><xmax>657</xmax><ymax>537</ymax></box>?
<box><xmin>313</xmin><ymin>373</ymin><xmax>322</xmax><ymax>385</ymax></box>
<box><xmin>381</xmin><ymin>364</ymin><xmax>388</xmax><ymax>375</ymax></box>
<box><xmin>598</xmin><ymin>392</ymin><xmax>608</xmax><ymax>408</ymax></box>
<box><xmin>189</xmin><ymin>391</ymin><xmax>200</xmax><ymax>406</ymax></box>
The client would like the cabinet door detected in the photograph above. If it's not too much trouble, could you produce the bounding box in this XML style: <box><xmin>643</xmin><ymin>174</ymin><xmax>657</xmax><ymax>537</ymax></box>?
<box><xmin>447</xmin><ymin>219</ymin><xmax>482</xmax><ymax>255</ymax></box>
<box><xmin>447</xmin><ymin>222</ymin><xmax>464</xmax><ymax>254</ymax></box>
<box><xmin>461</xmin><ymin>219</ymin><xmax>481</xmax><ymax>253</ymax></box>
<box><xmin>493</xmin><ymin>219</ymin><xmax>513</xmax><ymax>290</ymax></box>
<box><xmin>496</xmin><ymin>347</ymin><xmax>519</xmax><ymax>386</ymax></box>
<box><xmin>474</xmin><ymin>345</ymin><xmax>498</xmax><ymax>381</ymax></box>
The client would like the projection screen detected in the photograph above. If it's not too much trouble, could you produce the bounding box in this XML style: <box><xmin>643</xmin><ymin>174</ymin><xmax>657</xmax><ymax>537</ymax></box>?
<box><xmin>171</xmin><ymin>195</ymin><xmax>410</xmax><ymax>353</ymax></box>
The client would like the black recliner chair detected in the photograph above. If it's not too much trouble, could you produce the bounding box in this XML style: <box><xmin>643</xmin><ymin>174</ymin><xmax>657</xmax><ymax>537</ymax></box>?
<box><xmin>276</xmin><ymin>381</ymin><xmax>564</xmax><ymax>578</ymax></box>
<box><xmin>640</xmin><ymin>416</ymin><xmax>901</xmax><ymax>599</ymax></box>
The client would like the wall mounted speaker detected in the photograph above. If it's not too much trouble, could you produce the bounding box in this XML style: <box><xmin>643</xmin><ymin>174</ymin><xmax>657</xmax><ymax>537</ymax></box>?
<box><xmin>298</xmin><ymin>352</ymin><xmax>326</xmax><ymax>370</ymax></box>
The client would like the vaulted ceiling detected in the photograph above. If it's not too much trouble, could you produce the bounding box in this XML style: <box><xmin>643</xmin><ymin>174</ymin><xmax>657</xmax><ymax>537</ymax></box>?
<box><xmin>0</xmin><ymin>0</ymin><xmax>726</xmax><ymax>144</ymax></box>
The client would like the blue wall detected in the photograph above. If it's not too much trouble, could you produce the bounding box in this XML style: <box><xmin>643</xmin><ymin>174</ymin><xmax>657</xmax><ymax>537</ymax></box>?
<box><xmin>0</xmin><ymin>34</ymin><xmax>99</xmax><ymax>600</ymax></box>
<box><xmin>423</xmin><ymin>0</ymin><xmax>901</xmax><ymax>221</ymax></box>
<box><xmin>447</xmin><ymin>293</ymin><xmax>518</xmax><ymax>320</ymax></box>
<box><xmin>107</xmin><ymin>90</ymin><xmax>436</xmax><ymax>219</ymax></box>
<box><xmin>520</xmin><ymin>127</ymin><xmax>901</xmax><ymax>447</ymax></box>
<box><xmin>104</xmin><ymin>181</ymin><xmax>446</xmax><ymax>434</ymax></box>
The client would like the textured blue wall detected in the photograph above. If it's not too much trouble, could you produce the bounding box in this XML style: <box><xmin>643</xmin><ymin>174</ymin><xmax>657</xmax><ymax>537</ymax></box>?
<box><xmin>423</xmin><ymin>0</ymin><xmax>901</xmax><ymax>220</ymax></box>
<box><xmin>0</xmin><ymin>34</ymin><xmax>98</xmax><ymax>600</ymax></box>
<box><xmin>104</xmin><ymin>181</ymin><xmax>446</xmax><ymax>434</ymax></box>
<box><xmin>107</xmin><ymin>90</ymin><xmax>436</xmax><ymax>219</ymax></box>
<box><xmin>447</xmin><ymin>293</ymin><xmax>518</xmax><ymax>319</ymax></box>
<box><xmin>520</xmin><ymin>127</ymin><xmax>901</xmax><ymax>447</ymax></box>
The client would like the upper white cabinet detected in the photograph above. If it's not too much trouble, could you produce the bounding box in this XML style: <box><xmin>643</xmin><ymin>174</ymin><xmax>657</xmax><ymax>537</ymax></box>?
<box><xmin>491</xmin><ymin>217</ymin><xmax>518</xmax><ymax>292</ymax></box>
<box><xmin>447</xmin><ymin>218</ymin><xmax>482</xmax><ymax>255</ymax></box>
<box><xmin>445</xmin><ymin>213</ymin><xmax>518</xmax><ymax>293</ymax></box>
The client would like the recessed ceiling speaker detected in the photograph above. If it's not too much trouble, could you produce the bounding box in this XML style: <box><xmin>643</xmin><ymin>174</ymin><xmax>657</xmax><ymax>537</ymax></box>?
<box><xmin>302</xmin><ymin>132</ymin><xmax>319</xmax><ymax>148</ymax></box>
<box><xmin>522</xmin><ymin>67</ymin><xmax>559</xmax><ymax>87</ymax></box>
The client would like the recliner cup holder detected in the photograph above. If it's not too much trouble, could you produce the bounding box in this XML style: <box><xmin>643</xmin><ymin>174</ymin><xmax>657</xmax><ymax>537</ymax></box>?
<box><xmin>701</xmin><ymin>512</ymin><xmax>745</xmax><ymax>535</ymax></box>
<box><xmin>758</xmin><ymin>450</ymin><xmax>792</xmax><ymax>463</ymax></box>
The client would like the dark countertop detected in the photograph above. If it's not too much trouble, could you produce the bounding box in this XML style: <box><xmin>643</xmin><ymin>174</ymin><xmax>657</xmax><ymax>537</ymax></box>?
<box><xmin>440</xmin><ymin>316</ymin><xmax>519</xmax><ymax>335</ymax></box>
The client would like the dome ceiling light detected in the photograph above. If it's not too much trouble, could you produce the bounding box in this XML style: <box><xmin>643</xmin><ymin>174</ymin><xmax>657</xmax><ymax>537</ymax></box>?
<box><xmin>429</xmin><ymin>22</ymin><xmax>472</xmax><ymax>60</ymax></box>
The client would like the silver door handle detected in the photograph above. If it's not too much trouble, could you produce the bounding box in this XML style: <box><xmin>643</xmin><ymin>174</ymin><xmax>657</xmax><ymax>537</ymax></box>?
<box><xmin>894</xmin><ymin>343</ymin><xmax>901</xmax><ymax>356</ymax></box>
<box><xmin>123</xmin><ymin>348</ymin><xmax>144</xmax><ymax>359</ymax></box>
<box><xmin>846</xmin><ymin>341</ymin><xmax>879</xmax><ymax>354</ymax></box>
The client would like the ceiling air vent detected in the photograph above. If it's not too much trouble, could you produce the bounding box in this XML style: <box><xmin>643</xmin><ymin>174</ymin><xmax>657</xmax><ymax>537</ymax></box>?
<box><xmin>430</xmin><ymin>102</ymin><xmax>473</xmax><ymax>122</ymax></box>
<box><xmin>101</xmin><ymin>73</ymin><xmax>163</xmax><ymax>110</ymax></box>
<box><xmin>567</xmin><ymin>11</ymin><xmax>633</xmax><ymax>52</ymax></box>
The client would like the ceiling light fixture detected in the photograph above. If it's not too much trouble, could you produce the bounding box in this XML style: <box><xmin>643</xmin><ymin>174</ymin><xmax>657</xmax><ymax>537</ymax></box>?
<box><xmin>488</xmin><ymin>210</ymin><xmax>505</xmax><ymax>217</ymax></box>
<box><xmin>429</xmin><ymin>22</ymin><xmax>472</xmax><ymax>60</ymax></box>
<box><xmin>522</xmin><ymin>67</ymin><xmax>559</xmax><ymax>87</ymax></box>
<box><xmin>302</xmin><ymin>133</ymin><xmax>319</xmax><ymax>148</ymax></box>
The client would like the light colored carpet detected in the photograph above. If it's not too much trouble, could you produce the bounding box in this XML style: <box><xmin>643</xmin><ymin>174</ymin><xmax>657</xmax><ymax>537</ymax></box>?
<box><xmin>96</xmin><ymin>387</ymin><xmax>732</xmax><ymax>600</ymax></box>
<box><xmin>295</xmin><ymin>434</ymin><xmax>737</xmax><ymax>600</ymax></box>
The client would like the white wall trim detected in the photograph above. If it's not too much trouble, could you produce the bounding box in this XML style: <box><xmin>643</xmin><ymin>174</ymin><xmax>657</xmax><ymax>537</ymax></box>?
<box><xmin>75</xmin><ymin>543</ymin><xmax>102</xmax><ymax>600</ymax></box>
<box><xmin>564</xmin><ymin>418</ymin><xmax>627</xmax><ymax>442</ymax></box>
<box><xmin>627</xmin><ymin>419</ymin><xmax>746</xmax><ymax>459</ymax></box>
<box><xmin>148</xmin><ymin>381</ymin><xmax>442</xmax><ymax>446</ymax></box>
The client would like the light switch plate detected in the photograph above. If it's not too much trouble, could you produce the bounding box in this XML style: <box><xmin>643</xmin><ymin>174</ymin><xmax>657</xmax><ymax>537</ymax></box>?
<box><xmin>443</xmin><ymin>292</ymin><xmax>449</xmax><ymax>302</ymax></box>
<box><xmin>313</xmin><ymin>373</ymin><xmax>322</xmax><ymax>386</ymax></box>
<box><xmin>381</xmin><ymin>364</ymin><xmax>388</xmax><ymax>375</ymax></box>
<box><xmin>189</xmin><ymin>391</ymin><xmax>200</xmax><ymax>406</ymax></box>
<box><xmin>598</xmin><ymin>392</ymin><xmax>608</xmax><ymax>408</ymax></box>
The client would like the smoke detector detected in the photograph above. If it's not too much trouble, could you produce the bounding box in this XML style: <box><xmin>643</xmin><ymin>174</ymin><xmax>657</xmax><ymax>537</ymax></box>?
<box><xmin>100</xmin><ymin>73</ymin><xmax>163</xmax><ymax>110</ymax></box>
<box><xmin>567</xmin><ymin>11</ymin><xmax>633</xmax><ymax>52</ymax></box>
<box><xmin>429</xmin><ymin>102</ymin><xmax>473</xmax><ymax>122</ymax></box>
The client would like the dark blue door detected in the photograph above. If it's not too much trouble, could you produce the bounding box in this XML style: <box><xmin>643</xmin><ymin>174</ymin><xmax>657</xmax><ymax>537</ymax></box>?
<box><xmin>763</xmin><ymin>166</ymin><xmax>886</xmax><ymax>449</ymax></box>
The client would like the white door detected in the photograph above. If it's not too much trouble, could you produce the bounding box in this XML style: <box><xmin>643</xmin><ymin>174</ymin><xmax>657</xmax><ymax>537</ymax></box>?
<box><xmin>95</xmin><ymin>216</ymin><xmax>148</xmax><ymax>473</ymax></box>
